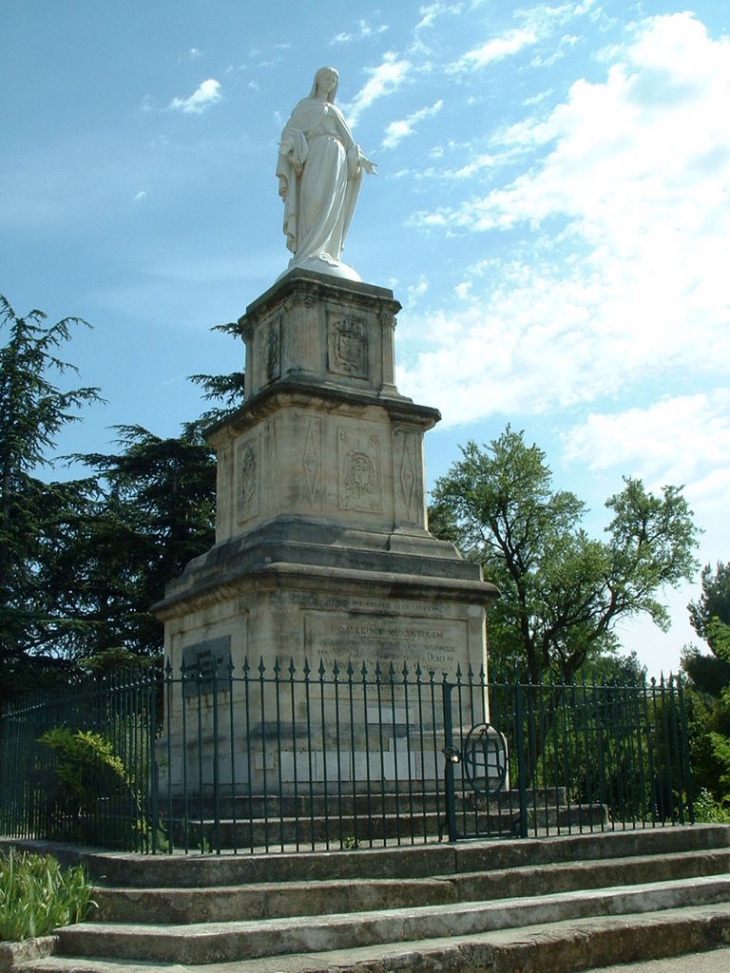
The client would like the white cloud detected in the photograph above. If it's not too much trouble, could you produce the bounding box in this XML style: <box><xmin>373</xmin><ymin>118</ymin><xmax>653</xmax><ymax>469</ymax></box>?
<box><xmin>561</xmin><ymin>392</ymin><xmax>730</xmax><ymax>498</ymax></box>
<box><xmin>406</xmin><ymin>274</ymin><xmax>429</xmax><ymax>307</ymax></box>
<box><xmin>332</xmin><ymin>19</ymin><xmax>388</xmax><ymax>44</ymax></box>
<box><xmin>448</xmin><ymin>1</ymin><xmax>595</xmax><ymax>73</ymax></box>
<box><xmin>382</xmin><ymin>100</ymin><xmax>443</xmax><ymax>149</ymax></box>
<box><xmin>450</xmin><ymin>27</ymin><xmax>539</xmax><ymax>71</ymax></box>
<box><xmin>415</xmin><ymin>2</ymin><xmax>463</xmax><ymax>33</ymax></box>
<box><xmin>400</xmin><ymin>13</ymin><xmax>730</xmax><ymax>424</ymax></box>
<box><xmin>344</xmin><ymin>55</ymin><xmax>411</xmax><ymax>127</ymax></box>
<box><xmin>168</xmin><ymin>78</ymin><xmax>222</xmax><ymax>114</ymax></box>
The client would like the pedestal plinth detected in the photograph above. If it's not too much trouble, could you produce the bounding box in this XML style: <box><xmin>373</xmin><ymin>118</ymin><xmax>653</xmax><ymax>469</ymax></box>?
<box><xmin>155</xmin><ymin>271</ymin><xmax>498</xmax><ymax>798</ymax></box>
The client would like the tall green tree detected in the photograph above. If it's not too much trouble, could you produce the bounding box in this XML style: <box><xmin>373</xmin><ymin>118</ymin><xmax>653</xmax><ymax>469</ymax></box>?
<box><xmin>681</xmin><ymin>562</ymin><xmax>730</xmax><ymax>802</ymax></box>
<box><xmin>0</xmin><ymin>297</ymin><xmax>102</xmax><ymax>696</ymax></box>
<box><xmin>430</xmin><ymin>427</ymin><xmax>700</xmax><ymax>681</ymax></box>
<box><xmin>60</xmin><ymin>424</ymin><xmax>217</xmax><ymax>659</ymax></box>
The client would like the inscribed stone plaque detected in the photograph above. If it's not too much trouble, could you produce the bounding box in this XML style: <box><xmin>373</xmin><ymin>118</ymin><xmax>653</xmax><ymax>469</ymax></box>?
<box><xmin>304</xmin><ymin>612</ymin><xmax>466</xmax><ymax>670</ymax></box>
<box><xmin>182</xmin><ymin>636</ymin><xmax>232</xmax><ymax>697</ymax></box>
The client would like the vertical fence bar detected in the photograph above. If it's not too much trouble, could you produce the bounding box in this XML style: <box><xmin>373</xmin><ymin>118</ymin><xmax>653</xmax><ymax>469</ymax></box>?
<box><xmin>332</xmin><ymin>661</ymin><xmax>345</xmax><ymax>849</ymax></box>
<box><xmin>256</xmin><ymin>658</ymin><xmax>268</xmax><ymax>853</ymax></box>
<box><xmin>453</xmin><ymin>666</ymin><xmax>470</xmax><ymax>838</ymax></box>
<box><xmin>242</xmin><ymin>658</ymin><xmax>254</xmax><ymax>854</ymax></box>
<box><xmin>303</xmin><ymin>659</ymin><xmax>315</xmax><ymax>852</ymax></box>
<box><xmin>373</xmin><ymin>663</ymin><xmax>386</xmax><ymax>847</ymax></box>
<box><xmin>386</xmin><ymin>664</ymin><xmax>400</xmax><ymax>846</ymax></box>
<box><xmin>657</xmin><ymin>676</ymin><xmax>673</xmax><ymax>824</ymax></box>
<box><xmin>441</xmin><ymin>677</ymin><xmax>458</xmax><ymax>843</ymax></box>
<box><xmin>414</xmin><ymin>664</ymin><xmax>429</xmax><ymax>843</ymax></box>
<box><xmin>288</xmin><ymin>659</ymin><xmax>300</xmax><ymax>854</ymax></box>
<box><xmin>630</xmin><ymin>682</ymin><xmax>649</xmax><ymax>829</ymax></box>
<box><xmin>677</xmin><ymin>675</ymin><xmax>694</xmax><ymax>824</ymax></box>
<box><xmin>148</xmin><ymin>666</ymin><xmax>159</xmax><ymax>854</ymax></box>
<box><xmin>400</xmin><ymin>662</ymin><xmax>416</xmax><ymax>845</ymax></box>
<box><xmin>668</xmin><ymin>676</ymin><xmax>686</xmax><ymax>824</ymax></box>
<box><xmin>211</xmin><ymin>663</ymin><xmax>220</xmax><ymax>854</ymax></box>
<box><xmin>319</xmin><ymin>660</ymin><xmax>330</xmax><ymax>850</ymax></box>
<box><xmin>347</xmin><ymin>661</ymin><xmax>359</xmax><ymax>849</ymax></box>
<box><xmin>227</xmin><ymin>657</ymin><xmax>238</xmax><ymax>855</ymax></box>
<box><xmin>273</xmin><ymin>659</ymin><xmax>285</xmax><ymax>853</ymax></box>
<box><xmin>514</xmin><ymin>678</ymin><xmax>529</xmax><ymax>839</ymax></box>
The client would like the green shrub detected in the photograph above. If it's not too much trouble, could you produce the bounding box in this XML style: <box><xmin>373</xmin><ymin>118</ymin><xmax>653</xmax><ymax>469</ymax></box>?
<box><xmin>38</xmin><ymin>726</ymin><xmax>129</xmax><ymax>815</ymax></box>
<box><xmin>692</xmin><ymin>788</ymin><xmax>730</xmax><ymax>824</ymax></box>
<box><xmin>37</xmin><ymin>725</ymin><xmax>164</xmax><ymax>850</ymax></box>
<box><xmin>0</xmin><ymin>850</ymin><xmax>94</xmax><ymax>942</ymax></box>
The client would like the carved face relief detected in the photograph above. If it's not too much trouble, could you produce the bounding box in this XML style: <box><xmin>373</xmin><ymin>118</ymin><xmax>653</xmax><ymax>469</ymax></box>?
<box><xmin>344</xmin><ymin>451</ymin><xmax>374</xmax><ymax>497</ymax></box>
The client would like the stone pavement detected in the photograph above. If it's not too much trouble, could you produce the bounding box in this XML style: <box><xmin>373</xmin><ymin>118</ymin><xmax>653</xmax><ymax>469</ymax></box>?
<box><xmin>590</xmin><ymin>946</ymin><xmax>730</xmax><ymax>971</ymax></box>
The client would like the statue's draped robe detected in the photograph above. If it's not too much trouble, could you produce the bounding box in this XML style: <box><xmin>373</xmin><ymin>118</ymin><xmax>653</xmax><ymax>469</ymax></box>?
<box><xmin>277</xmin><ymin>98</ymin><xmax>364</xmax><ymax>269</ymax></box>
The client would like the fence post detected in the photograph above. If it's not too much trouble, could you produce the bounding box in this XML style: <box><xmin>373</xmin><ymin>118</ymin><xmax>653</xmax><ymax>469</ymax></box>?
<box><xmin>149</xmin><ymin>667</ymin><xmax>160</xmax><ymax>854</ymax></box>
<box><xmin>515</xmin><ymin>679</ymin><xmax>529</xmax><ymax>839</ymax></box>
<box><xmin>442</xmin><ymin>678</ymin><xmax>459</xmax><ymax>842</ymax></box>
<box><xmin>676</xmin><ymin>674</ymin><xmax>694</xmax><ymax>824</ymax></box>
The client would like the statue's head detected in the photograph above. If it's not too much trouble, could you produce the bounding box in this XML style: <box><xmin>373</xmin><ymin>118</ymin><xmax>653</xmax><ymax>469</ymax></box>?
<box><xmin>310</xmin><ymin>66</ymin><xmax>339</xmax><ymax>103</ymax></box>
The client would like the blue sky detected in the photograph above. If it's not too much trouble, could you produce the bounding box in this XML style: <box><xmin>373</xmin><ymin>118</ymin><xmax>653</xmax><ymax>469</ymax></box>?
<box><xmin>2</xmin><ymin>1</ymin><xmax>729</xmax><ymax>676</ymax></box>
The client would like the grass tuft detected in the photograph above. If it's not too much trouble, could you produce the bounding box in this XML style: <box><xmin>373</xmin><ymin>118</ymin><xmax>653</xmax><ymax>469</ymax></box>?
<box><xmin>0</xmin><ymin>849</ymin><xmax>95</xmax><ymax>942</ymax></box>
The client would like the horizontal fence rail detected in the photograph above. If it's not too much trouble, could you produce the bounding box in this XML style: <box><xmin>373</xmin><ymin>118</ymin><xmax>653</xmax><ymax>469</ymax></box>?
<box><xmin>0</xmin><ymin>660</ymin><xmax>693</xmax><ymax>854</ymax></box>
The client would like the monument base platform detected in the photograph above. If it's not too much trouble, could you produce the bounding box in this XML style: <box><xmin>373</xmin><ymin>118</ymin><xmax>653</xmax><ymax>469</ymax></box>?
<box><xmin>154</xmin><ymin>271</ymin><xmax>497</xmax><ymax>798</ymax></box>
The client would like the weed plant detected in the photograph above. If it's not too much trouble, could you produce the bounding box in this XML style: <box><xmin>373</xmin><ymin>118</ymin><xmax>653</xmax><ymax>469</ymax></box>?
<box><xmin>693</xmin><ymin>788</ymin><xmax>730</xmax><ymax>823</ymax></box>
<box><xmin>0</xmin><ymin>850</ymin><xmax>94</xmax><ymax>942</ymax></box>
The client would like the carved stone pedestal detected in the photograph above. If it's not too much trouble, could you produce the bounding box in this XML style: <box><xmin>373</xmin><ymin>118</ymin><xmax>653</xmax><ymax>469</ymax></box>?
<box><xmin>155</xmin><ymin>271</ymin><xmax>497</xmax><ymax>799</ymax></box>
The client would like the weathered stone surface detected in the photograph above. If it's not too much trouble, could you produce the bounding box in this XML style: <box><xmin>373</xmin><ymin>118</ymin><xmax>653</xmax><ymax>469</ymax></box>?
<box><xmin>154</xmin><ymin>271</ymin><xmax>497</xmax><ymax>800</ymax></box>
<box><xmin>0</xmin><ymin>935</ymin><xmax>57</xmax><ymax>972</ymax></box>
<box><xmin>13</xmin><ymin>827</ymin><xmax>730</xmax><ymax>972</ymax></box>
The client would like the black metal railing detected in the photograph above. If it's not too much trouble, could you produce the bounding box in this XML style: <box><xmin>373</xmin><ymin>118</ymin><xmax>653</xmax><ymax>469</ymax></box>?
<box><xmin>0</xmin><ymin>659</ymin><xmax>693</xmax><ymax>854</ymax></box>
<box><xmin>0</xmin><ymin>667</ymin><xmax>159</xmax><ymax>852</ymax></box>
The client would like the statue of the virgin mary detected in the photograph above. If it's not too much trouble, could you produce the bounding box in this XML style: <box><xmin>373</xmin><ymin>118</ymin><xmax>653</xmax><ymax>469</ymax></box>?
<box><xmin>276</xmin><ymin>67</ymin><xmax>376</xmax><ymax>281</ymax></box>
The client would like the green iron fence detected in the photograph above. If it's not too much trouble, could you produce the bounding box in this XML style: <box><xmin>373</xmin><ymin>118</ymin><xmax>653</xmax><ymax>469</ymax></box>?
<box><xmin>0</xmin><ymin>660</ymin><xmax>693</xmax><ymax>854</ymax></box>
<box><xmin>0</xmin><ymin>667</ymin><xmax>159</xmax><ymax>851</ymax></box>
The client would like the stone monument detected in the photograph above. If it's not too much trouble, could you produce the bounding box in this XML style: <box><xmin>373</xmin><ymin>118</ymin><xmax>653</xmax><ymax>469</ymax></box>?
<box><xmin>154</xmin><ymin>68</ymin><xmax>497</xmax><ymax>800</ymax></box>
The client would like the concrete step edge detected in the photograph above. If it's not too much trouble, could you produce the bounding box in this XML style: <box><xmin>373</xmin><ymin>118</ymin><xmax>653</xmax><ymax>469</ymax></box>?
<box><xmin>62</xmin><ymin>823</ymin><xmax>730</xmax><ymax>888</ymax></box>
<box><xmin>18</xmin><ymin>904</ymin><xmax>730</xmax><ymax>973</ymax></box>
<box><xmin>91</xmin><ymin>848</ymin><xmax>730</xmax><ymax>923</ymax></box>
<box><xmin>56</xmin><ymin>875</ymin><xmax>730</xmax><ymax>964</ymax></box>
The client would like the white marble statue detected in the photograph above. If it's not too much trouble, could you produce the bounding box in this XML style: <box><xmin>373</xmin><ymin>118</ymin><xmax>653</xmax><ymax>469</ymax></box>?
<box><xmin>276</xmin><ymin>66</ymin><xmax>376</xmax><ymax>281</ymax></box>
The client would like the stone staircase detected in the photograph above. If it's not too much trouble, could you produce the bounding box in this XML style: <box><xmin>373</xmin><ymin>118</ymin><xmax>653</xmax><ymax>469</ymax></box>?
<box><xmin>15</xmin><ymin>824</ymin><xmax>730</xmax><ymax>972</ymax></box>
<box><xmin>162</xmin><ymin>786</ymin><xmax>609</xmax><ymax>848</ymax></box>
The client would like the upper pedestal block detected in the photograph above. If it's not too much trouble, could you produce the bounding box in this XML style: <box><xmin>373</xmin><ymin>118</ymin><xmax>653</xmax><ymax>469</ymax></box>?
<box><xmin>239</xmin><ymin>269</ymin><xmax>403</xmax><ymax>400</ymax></box>
<box><xmin>206</xmin><ymin>271</ymin><xmax>444</xmax><ymax>550</ymax></box>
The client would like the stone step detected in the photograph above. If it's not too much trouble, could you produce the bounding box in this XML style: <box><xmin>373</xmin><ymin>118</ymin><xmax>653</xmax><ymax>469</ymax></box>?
<box><xmin>75</xmin><ymin>823</ymin><xmax>730</xmax><ymax>888</ymax></box>
<box><xmin>17</xmin><ymin>906</ymin><xmax>730</xmax><ymax>973</ymax></box>
<box><xmin>51</xmin><ymin>875</ymin><xmax>730</xmax><ymax>964</ymax></box>
<box><xmin>164</xmin><ymin>807</ymin><xmax>509</xmax><ymax>847</ymax></box>
<box><xmin>11</xmin><ymin>826</ymin><xmax>730</xmax><ymax>973</ymax></box>
<box><xmin>165</xmin><ymin>786</ymin><xmax>571</xmax><ymax>818</ymax></box>
<box><xmin>166</xmin><ymin>800</ymin><xmax>608</xmax><ymax>849</ymax></box>
<box><xmin>92</xmin><ymin>848</ymin><xmax>730</xmax><ymax>925</ymax></box>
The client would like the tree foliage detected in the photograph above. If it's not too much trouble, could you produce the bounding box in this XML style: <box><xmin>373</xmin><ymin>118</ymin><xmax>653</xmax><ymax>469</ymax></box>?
<box><xmin>62</xmin><ymin>423</ymin><xmax>216</xmax><ymax>657</ymax></box>
<box><xmin>1</xmin><ymin>297</ymin><xmax>218</xmax><ymax>695</ymax></box>
<box><xmin>681</xmin><ymin>561</ymin><xmax>730</xmax><ymax>802</ymax></box>
<box><xmin>430</xmin><ymin>427</ymin><xmax>700</xmax><ymax>681</ymax></box>
<box><xmin>0</xmin><ymin>297</ymin><xmax>102</xmax><ymax>693</ymax></box>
